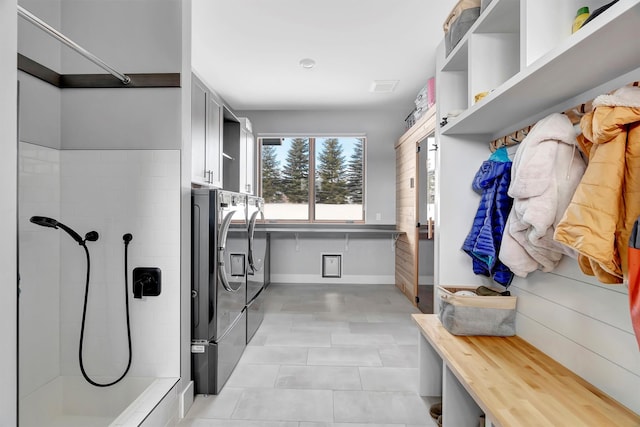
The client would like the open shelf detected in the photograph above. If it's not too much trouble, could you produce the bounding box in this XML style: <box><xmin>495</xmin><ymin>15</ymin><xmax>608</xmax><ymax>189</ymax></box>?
<box><xmin>441</xmin><ymin>0</ymin><xmax>640</xmax><ymax>137</ymax></box>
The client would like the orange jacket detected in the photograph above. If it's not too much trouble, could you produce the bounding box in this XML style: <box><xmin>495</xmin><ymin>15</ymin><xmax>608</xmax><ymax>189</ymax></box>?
<box><xmin>554</xmin><ymin>86</ymin><xmax>640</xmax><ymax>284</ymax></box>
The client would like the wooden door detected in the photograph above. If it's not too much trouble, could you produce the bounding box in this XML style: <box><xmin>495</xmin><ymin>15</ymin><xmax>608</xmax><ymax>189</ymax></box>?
<box><xmin>395</xmin><ymin>107</ymin><xmax>436</xmax><ymax>306</ymax></box>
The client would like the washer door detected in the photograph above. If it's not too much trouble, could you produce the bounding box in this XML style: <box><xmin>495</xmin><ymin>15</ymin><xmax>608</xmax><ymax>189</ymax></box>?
<box><xmin>217</xmin><ymin>210</ymin><xmax>243</xmax><ymax>293</ymax></box>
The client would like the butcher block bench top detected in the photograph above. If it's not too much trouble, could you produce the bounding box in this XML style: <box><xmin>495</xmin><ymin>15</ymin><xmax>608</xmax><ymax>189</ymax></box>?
<box><xmin>412</xmin><ymin>314</ymin><xmax>640</xmax><ymax>427</ymax></box>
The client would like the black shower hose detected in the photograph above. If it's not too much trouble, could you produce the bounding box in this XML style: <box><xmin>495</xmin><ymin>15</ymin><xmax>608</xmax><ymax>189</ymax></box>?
<box><xmin>78</xmin><ymin>234</ymin><xmax>132</xmax><ymax>387</ymax></box>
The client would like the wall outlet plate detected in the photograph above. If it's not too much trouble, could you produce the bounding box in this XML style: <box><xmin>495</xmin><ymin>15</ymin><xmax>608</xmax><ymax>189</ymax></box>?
<box><xmin>322</xmin><ymin>254</ymin><xmax>342</xmax><ymax>278</ymax></box>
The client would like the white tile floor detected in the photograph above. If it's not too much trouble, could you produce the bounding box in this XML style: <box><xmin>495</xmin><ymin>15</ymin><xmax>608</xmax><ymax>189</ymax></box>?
<box><xmin>179</xmin><ymin>283</ymin><xmax>439</xmax><ymax>427</ymax></box>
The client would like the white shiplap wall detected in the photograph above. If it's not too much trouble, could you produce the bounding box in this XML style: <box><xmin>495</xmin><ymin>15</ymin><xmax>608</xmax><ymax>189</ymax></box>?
<box><xmin>510</xmin><ymin>258</ymin><xmax>640</xmax><ymax>412</ymax></box>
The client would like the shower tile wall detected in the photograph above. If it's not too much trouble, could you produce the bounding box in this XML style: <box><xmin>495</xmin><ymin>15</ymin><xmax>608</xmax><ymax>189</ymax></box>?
<box><xmin>59</xmin><ymin>149</ymin><xmax>181</xmax><ymax>379</ymax></box>
<box><xmin>19</xmin><ymin>144</ymin><xmax>181</xmax><ymax>395</ymax></box>
<box><xmin>19</xmin><ymin>142</ymin><xmax>61</xmax><ymax>399</ymax></box>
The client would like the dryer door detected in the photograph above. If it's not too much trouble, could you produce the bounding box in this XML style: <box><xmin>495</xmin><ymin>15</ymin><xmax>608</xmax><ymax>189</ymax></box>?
<box><xmin>215</xmin><ymin>194</ymin><xmax>248</xmax><ymax>340</ymax></box>
<box><xmin>248</xmin><ymin>208</ymin><xmax>265</xmax><ymax>273</ymax></box>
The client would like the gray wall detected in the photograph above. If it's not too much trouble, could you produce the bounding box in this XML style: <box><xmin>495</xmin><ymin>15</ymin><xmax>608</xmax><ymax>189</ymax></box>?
<box><xmin>239</xmin><ymin>109</ymin><xmax>405</xmax><ymax>224</ymax></box>
<box><xmin>238</xmin><ymin>109</ymin><xmax>406</xmax><ymax>284</ymax></box>
<box><xmin>18</xmin><ymin>0</ymin><xmax>62</xmax><ymax>149</ymax></box>
<box><xmin>1</xmin><ymin>0</ymin><xmax>18</xmax><ymax>424</ymax></box>
<box><xmin>60</xmin><ymin>0</ymin><xmax>182</xmax><ymax>150</ymax></box>
<box><xmin>17</xmin><ymin>0</ymin><xmax>183</xmax><ymax>151</ymax></box>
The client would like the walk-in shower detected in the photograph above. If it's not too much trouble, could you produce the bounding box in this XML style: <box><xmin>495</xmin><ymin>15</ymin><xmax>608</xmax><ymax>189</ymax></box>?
<box><xmin>19</xmin><ymin>146</ymin><xmax>180</xmax><ymax>427</ymax></box>
<box><xmin>17</xmin><ymin>2</ymin><xmax>182</xmax><ymax>425</ymax></box>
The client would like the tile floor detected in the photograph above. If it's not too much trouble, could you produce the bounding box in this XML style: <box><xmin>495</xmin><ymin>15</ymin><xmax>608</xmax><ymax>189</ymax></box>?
<box><xmin>179</xmin><ymin>283</ymin><xmax>439</xmax><ymax>427</ymax></box>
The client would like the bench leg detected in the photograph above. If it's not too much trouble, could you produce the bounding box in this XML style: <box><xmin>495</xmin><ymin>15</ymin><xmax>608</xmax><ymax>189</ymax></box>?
<box><xmin>442</xmin><ymin>364</ymin><xmax>483</xmax><ymax>427</ymax></box>
<box><xmin>418</xmin><ymin>331</ymin><xmax>442</xmax><ymax>396</ymax></box>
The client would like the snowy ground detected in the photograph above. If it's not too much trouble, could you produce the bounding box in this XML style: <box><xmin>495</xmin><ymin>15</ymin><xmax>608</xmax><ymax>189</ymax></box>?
<box><xmin>264</xmin><ymin>203</ymin><xmax>363</xmax><ymax>221</ymax></box>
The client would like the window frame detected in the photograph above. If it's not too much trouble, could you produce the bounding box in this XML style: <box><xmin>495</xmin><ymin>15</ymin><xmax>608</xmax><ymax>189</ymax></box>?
<box><xmin>257</xmin><ymin>134</ymin><xmax>366</xmax><ymax>224</ymax></box>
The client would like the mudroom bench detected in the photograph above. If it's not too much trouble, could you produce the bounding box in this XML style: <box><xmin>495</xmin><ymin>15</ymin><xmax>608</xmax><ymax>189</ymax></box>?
<box><xmin>412</xmin><ymin>314</ymin><xmax>640</xmax><ymax>427</ymax></box>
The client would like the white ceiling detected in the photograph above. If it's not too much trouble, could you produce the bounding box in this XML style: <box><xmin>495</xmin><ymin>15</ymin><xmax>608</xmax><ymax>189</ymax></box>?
<box><xmin>192</xmin><ymin>0</ymin><xmax>457</xmax><ymax>112</ymax></box>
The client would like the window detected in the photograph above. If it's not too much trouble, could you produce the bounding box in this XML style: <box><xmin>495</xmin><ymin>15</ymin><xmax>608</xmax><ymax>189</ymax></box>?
<box><xmin>259</xmin><ymin>136</ymin><xmax>365</xmax><ymax>222</ymax></box>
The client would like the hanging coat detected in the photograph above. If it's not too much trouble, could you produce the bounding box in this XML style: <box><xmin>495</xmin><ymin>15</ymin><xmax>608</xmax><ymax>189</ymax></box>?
<box><xmin>499</xmin><ymin>113</ymin><xmax>586</xmax><ymax>277</ymax></box>
<box><xmin>554</xmin><ymin>86</ymin><xmax>640</xmax><ymax>284</ymax></box>
<box><xmin>628</xmin><ymin>219</ymin><xmax>640</xmax><ymax>348</ymax></box>
<box><xmin>462</xmin><ymin>147</ymin><xmax>513</xmax><ymax>286</ymax></box>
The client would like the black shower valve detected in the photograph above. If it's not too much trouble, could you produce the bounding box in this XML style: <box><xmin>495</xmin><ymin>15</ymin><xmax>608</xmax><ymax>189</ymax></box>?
<box><xmin>132</xmin><ymin>267</ymin><xmax>161</xmax><ymax>299</ymax></box>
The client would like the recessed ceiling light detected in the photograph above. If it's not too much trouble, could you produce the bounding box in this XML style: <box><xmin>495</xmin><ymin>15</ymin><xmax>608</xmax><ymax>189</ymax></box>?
<box><xmin>370</xmin><ymin>80</ymin><xmax>399</xmax><ymax>93</ymax></box>
<box><xmin>299</xmin><ymin>58</ymin><xmax>316</xmax><ymax>69</ymax></box>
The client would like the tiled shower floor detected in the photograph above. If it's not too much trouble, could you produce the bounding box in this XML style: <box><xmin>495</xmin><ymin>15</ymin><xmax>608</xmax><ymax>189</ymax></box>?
<box><xmin>179</xmin><ymin>283</ymin><xmax>439</xmax><ymax>427</ymax></box>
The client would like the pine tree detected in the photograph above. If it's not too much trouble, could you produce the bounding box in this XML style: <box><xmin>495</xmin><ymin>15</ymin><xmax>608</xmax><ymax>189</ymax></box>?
<box><xmin>281</xmin><ymin>138</ymin><xmax>309</xmax><ymax>203</ymax></box>
<box><xmin>261</xmin><ymin>145</ymin><xmax>282</xmax><ymax>203</ymax></box>
<box><xmin>316</xmin><ymin>138</ymin><xmax>348</xmax><ymax>204</ymax></box>
<box><xmin>346</xmin><ymin>138</ymin><xmax>364</xmax><ymax>204</ymax></box>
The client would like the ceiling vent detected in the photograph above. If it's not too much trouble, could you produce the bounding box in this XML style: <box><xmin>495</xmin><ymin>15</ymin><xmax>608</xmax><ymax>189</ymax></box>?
<box><xmin>369</xmin><ymin>80</ymin><xmax>399</xmax><ymax>93</ymax></box>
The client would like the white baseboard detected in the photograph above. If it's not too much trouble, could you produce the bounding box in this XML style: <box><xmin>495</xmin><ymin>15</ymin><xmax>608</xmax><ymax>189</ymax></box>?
<box><xmin>269</xmin><ymin>274</ymin><xmax>395</xmax><ymax>285</ymax></box>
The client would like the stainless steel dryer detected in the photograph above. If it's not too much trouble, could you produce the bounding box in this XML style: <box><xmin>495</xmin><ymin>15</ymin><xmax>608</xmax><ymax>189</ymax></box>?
<box><xmin>191</xmin><ymin>189</ymin><xmax>247</xmax><ymax>394</ymax></box>
<box><xmin>246</xmin><ymin>195</ymin><xmax>267</xmax><ymax>342</ymax></box>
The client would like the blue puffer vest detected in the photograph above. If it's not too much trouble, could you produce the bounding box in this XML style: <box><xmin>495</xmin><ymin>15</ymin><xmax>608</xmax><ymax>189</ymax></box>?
<box><xmin>461</xmin><ymin>148</ymin><xmax>514</xmax><ymax>287</ymax></box>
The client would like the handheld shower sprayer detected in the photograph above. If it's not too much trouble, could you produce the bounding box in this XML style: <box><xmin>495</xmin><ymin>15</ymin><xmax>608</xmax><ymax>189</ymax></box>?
<box><xmin>30</xmin><ymin>214</ymin><xmax>133</xmax><ymax>387</ymax></box>
<box><xmin>30</xmin><ymin>216</ymin><xmax>99</xmax><ymax>245</ymax></box>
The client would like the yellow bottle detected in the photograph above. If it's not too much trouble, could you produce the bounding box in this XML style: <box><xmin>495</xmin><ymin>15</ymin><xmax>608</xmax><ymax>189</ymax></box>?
<box><xmin>572</xmin><ymin>7</ymin><xmax>590</xmax><ymax>33</ymax></box>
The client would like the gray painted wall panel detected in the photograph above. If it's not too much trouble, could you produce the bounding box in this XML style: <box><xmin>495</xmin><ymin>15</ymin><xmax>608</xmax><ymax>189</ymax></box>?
<box><xmin>58</xmin><ymin>0</ymin><xmax>182</xmax><ymax>150</ymax></box>
<box><xmin>18</xmin><ymin>71</ymin><xmax>61</xmax><ymax>149</ymax></box>
<box><xmin>1</xmin><ymin>0</ymin><xmax>18</xmax><ymax>424</ymax></box>
<box><xmin>270</xmin><ymin>233</ymin><xmax>395</xmax><ymax>283</ymax></box>
<box><xmin>61</xmin><ymin>88</ymin><xmax>181</xmax><ymax>149</ymax></box>
<box><xmin>60</xmin><ymin>0</ymin><xmax>181</xmax><ymax>74</ymax></box>
<box><xmin>18</xmin><ymin>0</ymin><xmax>62</xmax><ymax>71</ymax></box>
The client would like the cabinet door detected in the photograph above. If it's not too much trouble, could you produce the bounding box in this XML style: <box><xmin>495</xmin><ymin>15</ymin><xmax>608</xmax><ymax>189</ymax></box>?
<box><xmin>206</xmin><ymin>96</ymin><xmax>223</xmax><ymax>187</ymax></box>
<box><xmin>191</xmin><ymin>78</ymin><xmax>207</xmax><ymax>185</ymax></box>
<box><xmin>238</xmin><ymin>129</ymin><xmax>255</xmax><ymax>194</ymax></box>
<box><xmin>239</xmin><ymin>128</ymin><xmax>248</xmax><ymax>193</ymax></box>
<box><xmin>245</xmin><ymin>130</ymin><xmax>255</xmax><ymax>195</ymax></box>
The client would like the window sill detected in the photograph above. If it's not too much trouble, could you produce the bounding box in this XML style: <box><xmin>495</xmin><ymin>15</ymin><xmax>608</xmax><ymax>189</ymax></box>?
<box><xmin>258</xmin><ymin>224</ymin><xmax>402</xmax><ymax>235</ymax></box>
